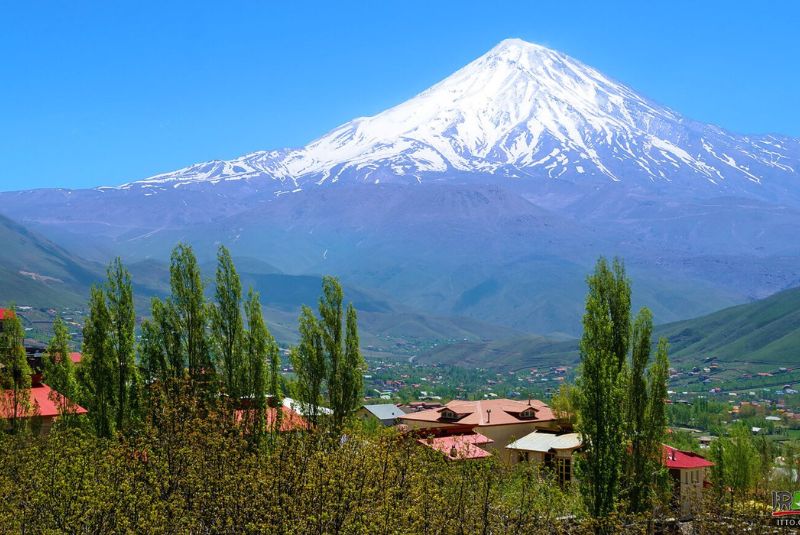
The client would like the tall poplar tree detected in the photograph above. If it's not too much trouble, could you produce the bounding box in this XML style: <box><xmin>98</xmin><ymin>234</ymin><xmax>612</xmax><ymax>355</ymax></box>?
<box><xmin>293</xmin><ymin>277</ymin><xmax>363</xmax><ymax>430</ymax></box>
<box><xmin>44</xmin><ymin>317</ymin><xmax>79</xmax><ymax>415</ymax></box>
<box><xmin>81</xmin><ymin>287</ymin><xmax>116</xmax><ymax>437</ymax></box>
<box><xmin>319</xmin><ymin>276</ymin><xmax>344</xmax><ymax>426</ymax></box>
<box><xmin>644</xmin><ymin>338</ymin><xmax>670</xmax><ymax>498</ymax></box>
<box><xmin>268</xmin><ymin>332</ymin><xmax>282</xmax><ymax>407</ymax></box>
<box><xmin>169</xmin><ymin>243</ymin><xmax>213</xmax><ymax>391</ymax></box>
<box><xmin>106</xmin><ymin>258</ymin><xmax>140</xmax><ymax>430</ymax></box>
<box><xmin>0</xmin><ymin>308</ymin><xmax>32</xmax><ymax>433</ymax></box>
<box><xmin>624</xmin><ymin>308</ymin><xmax>654</xmax><ymax>513</ymax></box>
<box><xmin>243</xmin><ymin>289</ymin><xmax>269</xmax><ymax>438</ymax></box>
<box><xmin>140</xmin><ymin>298</ymin><xmax>183</xmax><ymax>386</ymax></box>
<box><xmin>576</xmin><ymin>257</ymin><xmax>672</xmax><ymax>520</ymax></box>
<box><xmin>341</xmin><ymin>303</ymin><xmax>364</xmax><ymax>420</ymax></box>
<box><xmin>575</xmin><ymin>257</ymin><xmax>630</xmax><ymax>521</ymax></box>
<box><xmin>211</xmin><ymin>246</ymin><xmax>245</xmax><ymax>400</ymax></box>
<box><xmin>292</xmin><ymin>305</ymin><xmax>325</xmax><ymax>425</ymax></box>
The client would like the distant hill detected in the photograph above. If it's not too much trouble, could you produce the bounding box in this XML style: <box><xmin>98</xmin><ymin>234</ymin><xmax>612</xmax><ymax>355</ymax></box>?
<box><xmin>419</xmin><ymin>334</ymin><xmax>577</xmax><ymax>370</ymax></box>
<box><xmin>0</xmin><ymin>213</ymin><xmax>101</xmax><ymax>307</ymax></box>
<box><xmin>421</xmin><ymin>285</ymin><xmax>800</xmax><ymax>371</ymax></box>
<box><xmin>656</xmin><ymin>285</ymin><xmax>800</xmax><ymax>369</ymax></box>
<box><xmin>0</xmin><ymin>215</ymin><xmax>520</xmax><ymax>356</ymax></box>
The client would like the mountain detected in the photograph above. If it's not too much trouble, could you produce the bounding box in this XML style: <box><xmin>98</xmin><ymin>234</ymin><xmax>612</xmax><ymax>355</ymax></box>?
<box><xmin>124</xmin><ymin>39</ymin><xmax>799</xmax><ymax>200</ymax></box>
<box><xmin>1</xmin><ymin>39</ymin><xmax>799</xmax><ymax>338</ymax></box>
<box><xmin>433</xmin><ymin>284</ymin><xmax>800</xmax><ymax>372</ymax></box>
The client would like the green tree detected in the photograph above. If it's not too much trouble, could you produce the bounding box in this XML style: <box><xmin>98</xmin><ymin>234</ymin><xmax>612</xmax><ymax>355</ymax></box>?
<box><xmin>725</xmin><ymin>424</ymin><xmax>760</xmax><ymax>500</ymax></box>
<box><xmin>624</xmin><ymin>308</ymin><xmax>670</xmax><ymax>514</ymax></box>
<box><xmin>243</xmin><ymin>289</ymin><xmax>270</xmax><ymax>439</ymax></box>
<box><xmin>211</xmin><ymin>246</ymin><xmax>245</xmax><ymax>401</ymax></box>
<box><xmin>81</xmin><ymin>287</ymin><xmax>116</xmax><ymax>437</ymax></box>
<box><xmin>44</xmin><ymin>317</ymin><xmax>79</xmax><ymax>416</ymax></box>
<box><xmin>140</xmin><ymin>298</ymin><xmax>184</xmax><ymax>387</ymax></box>
<box><xmin>550</xmin><ymin>383</ymin><xmax>579</xmax><ymax>426</ymax></box>
<box><xmin>340</xmin><ymin>303</ymin><xmax>364</xmax><ymax>421</ymax></box>
<box><xmin>106</xmin><ymin>258</ymin><xmax>140</xmax><ymax>430</ymax></box>
<box><xmin>169</xmin><ymin>243</ymin><xmax>213</xmax><ymax>391</ymax></box>
<box><xmin>268</xmin><ymin>336</ymin><xmax>282</xmax><ymax>408</ymax></box>
<box><xmin>319</xmin><ymin>276</ymin><xmax>344</xmax><ymax>427</ymax></box>
<box><xmin>0</xmin><ymin>307</ymin><xmax>32</xmax><ymax>433</ymax></box>
<box><xmin>640</xmin><ymin>337</ymin><xmax>670</xmax><ymax>510</ymax></box>
<box><xmin>291</xmin><ymin>305</ymin><xmax>325</xmax><ymax>425</ymax></box>
<box><xmin>575</xmin><ymin>257</ymin><xmax>630</xmax><ymax>522</ymax></box>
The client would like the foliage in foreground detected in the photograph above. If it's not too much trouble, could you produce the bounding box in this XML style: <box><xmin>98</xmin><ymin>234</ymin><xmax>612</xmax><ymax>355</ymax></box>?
<box><xmin>0</xmin><ymin>399</ymin><xmax>782</xmax><ymax>535</ymax></box>
<box><xmin>0</xmin><ymin>397</ymin><xmax>585</xmax><ymax>534</ymax></box>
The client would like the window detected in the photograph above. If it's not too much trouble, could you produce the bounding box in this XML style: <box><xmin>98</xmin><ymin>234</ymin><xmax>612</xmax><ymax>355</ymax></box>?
<box><xmin>520</xmin><ymin>409</ymin><xmax>534</xmax><ymax>419</ymax></box>
<box><xmin>441</xmin><ymin>410</ymin><xmax>458</xmax><ymax>421</ymax></box>
<box><xmin>557</xmin><ymin>458</ymin><xmax>571</xmax><ymax>484</ymax></box>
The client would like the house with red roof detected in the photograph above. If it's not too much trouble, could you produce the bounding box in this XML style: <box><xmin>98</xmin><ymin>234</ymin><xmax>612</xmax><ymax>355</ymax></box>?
<box><xmin>1</xmin><ymin>383</ymin><xmax>88</xmax><ymax>434</ymax></box>
<box><xmin>502</xmin><ymin>431</ymin><xmax>713</xmax><ymax>515</ymax></box>
<box><xmin>399</xmin><ymin>398</ymin><xmax>559</xmax><ymax>461</ymax></box>
<box><xmin>234</xmin><ymin>404</ymin><xmax>310</xmax><ymax>433</ymax></box>
<box><xmin>418</xmin><ymin>432</ymin><xmax>494</xmax><ymax>461</ymax></box>
<box><xmin>663</xmin><ymin>444</ymin><xmax>714</xmax><ymax>518</ymax></box>
<box><xmin>1</xmin><ymin>309</ymin><xmax>89</xmax><ymax>433</ymax></box>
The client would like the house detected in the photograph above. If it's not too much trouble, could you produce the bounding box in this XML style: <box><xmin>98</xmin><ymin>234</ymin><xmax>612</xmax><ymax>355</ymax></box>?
<box><xmin>281</xmin><ymin>396</ymin><xmax>333</xmax><ymax>417</ymax></box>
<box><xmin>1</xmin><ymin>310</ymin><xmax>88</xmax><ymax>434</ymax></box>
<box><xmin>1</xmin><ymin>383</ymin><xmax>88</xmax><ymax>434</ymax></box>
<box><xmin>663</xmin><ymin>444</ymin><xmax>714</xmax><ymax>518</ymax></box>
<box><xmin>504</xmin><ymin>432</ymin><xmax>714</xmax><ymax>516</ymax></box>
<box><xmin>418</xmin><ymin>432</ymin><xmax>494</xmax><ymax>461</ymax></box>
<box><xmin>399</xmin><ymin>398</ymin><xmax>558</xmax><ymax>461</ymax></box>
<box><xmin>506</xmin><ymin>431</ymin><xmax>581</xmax><ymax>483</ymax></box>
<box><xmin>357</xmin><ymin>403</ymin><xmax>404</xmax><ymax>426</ymax></box>
<box><xmin>234</xmin><ymin>405</ymin><xmax>310</xmax><ymax>432</ymax></box>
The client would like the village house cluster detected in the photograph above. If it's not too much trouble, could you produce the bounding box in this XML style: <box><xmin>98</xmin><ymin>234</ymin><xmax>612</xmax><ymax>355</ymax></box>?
<box><xmin>357</xmin><ymin>396</ymin><xmax>714</xmax><ymax>518</ymax></box>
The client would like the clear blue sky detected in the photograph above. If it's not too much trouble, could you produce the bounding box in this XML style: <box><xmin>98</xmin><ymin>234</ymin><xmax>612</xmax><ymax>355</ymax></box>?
<box><xmin>2</xmin><ymin>0</ymin><xmax>799</xmax><ymax>191</ymax></box>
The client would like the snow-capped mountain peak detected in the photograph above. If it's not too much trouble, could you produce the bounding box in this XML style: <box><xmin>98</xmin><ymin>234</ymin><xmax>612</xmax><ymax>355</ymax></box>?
<box><xmin>122</xmin><ymin>39</ymin><xmax>798</xmax><ymax>193</ymax></box>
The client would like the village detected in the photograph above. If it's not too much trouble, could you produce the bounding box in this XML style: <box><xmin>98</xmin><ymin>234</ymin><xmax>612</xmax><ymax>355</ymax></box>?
<box><xmin>1</xmin><ymin>305</ymin><xmax>730</xmax><ymax>520</ymax></box>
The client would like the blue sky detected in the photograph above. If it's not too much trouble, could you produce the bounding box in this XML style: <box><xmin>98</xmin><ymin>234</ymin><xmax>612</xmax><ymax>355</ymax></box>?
<box><xmin>2</xmin><ymin>1</ymin><xmax>799</xmax><ymax>191</ymax></box>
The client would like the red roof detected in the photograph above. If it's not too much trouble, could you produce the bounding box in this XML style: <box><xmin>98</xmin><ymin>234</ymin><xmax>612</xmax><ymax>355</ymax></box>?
<box><xmin>69</xmin><ymin>352</ymin><xmax>82</xmax><ymax>364</ymax></box>
<box><xmin>418</xmin><ymin>433</ymin><xmax>494</xmax><ymax>460</ymax></box>
<box><xmin>400</xmin><ymin>398</ymin><xmax>555</xmax><ymax>427</ymax></box>
<box><xmin>1</xmin><ymin>384</ymin><xmax>88</xmax><ymax>419</ymax></box>
<box><xmin>235</xmin><ymin>405</ymin><xmax>310</xmax><ymax>432</ymax></box>
<box><xmin>0</xmin><ymin>308</ymin><xmax>15</xmax><ymax>320</ymax></box>
<box><xmin>662</xmin><ymin>444</ymin><xmax>714</xmax><ymax>469</ymax></box>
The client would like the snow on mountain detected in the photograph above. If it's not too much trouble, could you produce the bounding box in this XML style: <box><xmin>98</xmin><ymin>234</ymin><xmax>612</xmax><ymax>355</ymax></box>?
<box><xmin>122</xmin><ymin>38</ymin><xmax>799</xmax><ymax>193</ymax></box>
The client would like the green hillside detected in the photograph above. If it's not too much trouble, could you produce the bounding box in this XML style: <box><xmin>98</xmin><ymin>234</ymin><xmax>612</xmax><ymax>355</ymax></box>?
<box><xmin>0</xmin><ymin>213</ymin><xmax>103</xmax><ymax>307</ymax></box>
<box><xmin>654</xmin><ymin>285</ymin><xmax>800</xmax><ymax>369</ymax></box>
<box><xmin>421</xmin><ymin>285</ymin><xmax>800</xmax><ymax>372</ymax></box>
